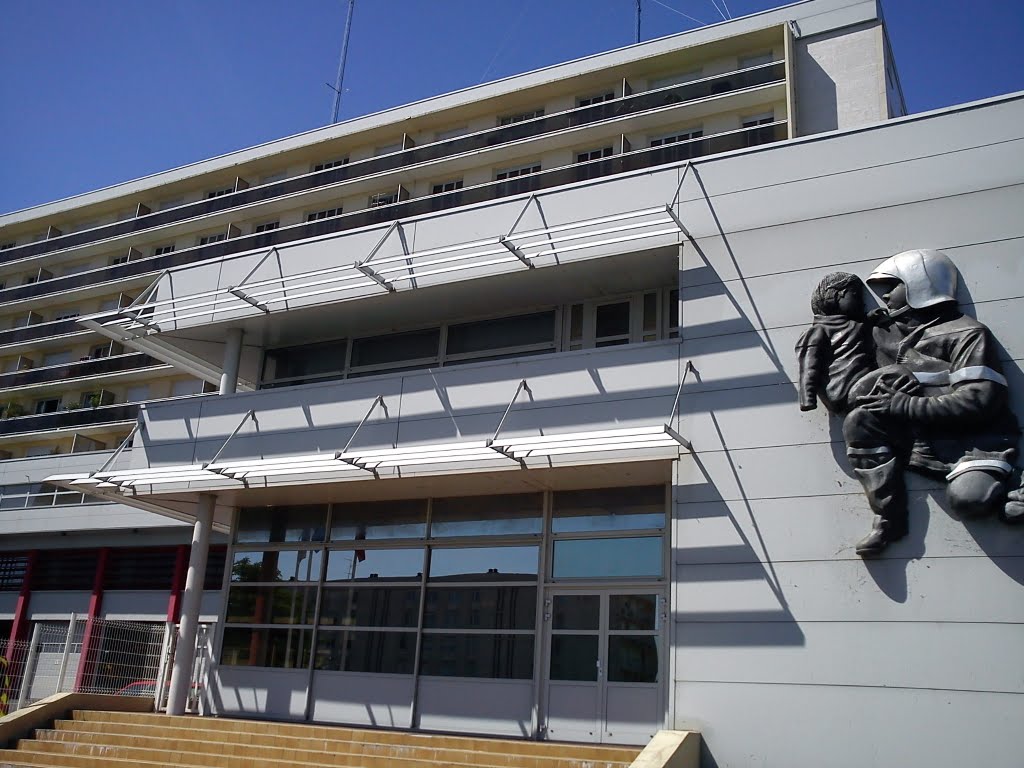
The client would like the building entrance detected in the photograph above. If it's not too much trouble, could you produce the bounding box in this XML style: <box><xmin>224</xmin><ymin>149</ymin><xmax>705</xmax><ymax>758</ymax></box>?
<box><xmin>542</xmin><ymin>589</ymin><xmax>665</xmax><ymax>745</ymax></box>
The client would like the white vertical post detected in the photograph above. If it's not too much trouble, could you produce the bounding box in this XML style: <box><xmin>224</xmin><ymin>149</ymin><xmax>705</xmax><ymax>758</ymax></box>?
<box><xmin>55</xmin><ymin>612</ymin><xmax>77</xmax><ymax>693</ymax></box>
<box><xmin>15</xmin><ymin>624</ymin><xmax>42</xmax><ymax>711</ymax></box>
<box><xmin>167</xmin><ymin>493</ymin><xmax>214</xmax><ymax>715</ymax></box>
<box><xmin>154</xmin><ymin>620</ymin><xmax>175</xmax><ymax>711</ymax></box>
<box><xmin>219</xmin><ymin>328</ymin><xmax>244</xmax><ymax>395</ymax></box>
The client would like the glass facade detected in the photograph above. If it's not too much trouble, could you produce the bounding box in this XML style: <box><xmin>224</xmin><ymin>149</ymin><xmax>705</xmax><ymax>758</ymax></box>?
<box><xmin>223</xmin><ymin>485</ymin><xmax>666</xmax><ymax>680</ymax></box>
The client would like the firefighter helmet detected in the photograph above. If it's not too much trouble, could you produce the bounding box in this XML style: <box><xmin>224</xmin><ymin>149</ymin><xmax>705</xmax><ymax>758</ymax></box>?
<box><xmin>867</xmin><ymin>249</ymin><xmax>958</xmax><ymax>309</ymax></box>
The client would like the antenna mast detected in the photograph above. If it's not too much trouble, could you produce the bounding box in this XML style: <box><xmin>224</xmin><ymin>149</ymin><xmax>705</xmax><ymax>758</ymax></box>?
<box><xmin>330</xmin><ymin>0</ymin><xmax>356</xmax><ymax>123</ymax></box>
<box><xmin>635</xmin><ymin>0</ymin><xmax>641</xmax><ymax>43</ymax></box>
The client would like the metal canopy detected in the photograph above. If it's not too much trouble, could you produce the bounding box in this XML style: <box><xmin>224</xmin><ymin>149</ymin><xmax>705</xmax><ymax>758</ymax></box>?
<box><xmin>79</xmin><ymin>204</ymin><xmax>686</xmax><ymax>339</ymax></box>
<box><xmin>45</xmin><ymin>422</ymin><xmax>690</xmax><ymax>494</ymax></box>
<box><xmin>46</xmin><ymin>366</ymin><xmax>695</xmax><ymax>497</ymax></box>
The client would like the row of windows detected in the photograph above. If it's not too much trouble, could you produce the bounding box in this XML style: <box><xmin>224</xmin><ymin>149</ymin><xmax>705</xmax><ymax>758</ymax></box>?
<box><xmin>260</xmin><ymin>289</ymin><xmax>678</xmax><ymax>389</ymax></box>
<box><xmin>0</xmin><ymin>546</ymin><xmax>227</xmax><ymax>591</ymax></box>
<box><xmin>224</xmin><ymin>487</ymin><xmax>665</xmax><ymax>676</ymax></box>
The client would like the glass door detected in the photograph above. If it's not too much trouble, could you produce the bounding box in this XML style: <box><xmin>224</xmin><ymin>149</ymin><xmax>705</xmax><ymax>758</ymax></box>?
<box><xmin>542</xmin><ymin>590</ymin><xmax>664</xmax><ymax>744</ymax></box>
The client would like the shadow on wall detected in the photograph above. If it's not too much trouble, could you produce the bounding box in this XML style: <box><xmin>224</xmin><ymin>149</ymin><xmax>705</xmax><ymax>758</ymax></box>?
<box><xmin>796</xmin><ymin>47</ymin><xmax>838</xmax><ymax>134</ymax></box>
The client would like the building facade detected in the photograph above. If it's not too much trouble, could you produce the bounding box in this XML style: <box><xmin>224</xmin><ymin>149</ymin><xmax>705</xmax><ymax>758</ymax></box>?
<box><xmin>7</xmin><ymin>1</ymin><xmax>1024</xmax><ymax>766</ymax></box>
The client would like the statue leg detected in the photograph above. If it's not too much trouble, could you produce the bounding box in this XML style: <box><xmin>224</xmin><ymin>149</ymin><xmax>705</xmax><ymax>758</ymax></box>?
<box><xmin>844</xmin><ymin>406</ymin><xmax>909</xmax><ymax>557</ymax></box>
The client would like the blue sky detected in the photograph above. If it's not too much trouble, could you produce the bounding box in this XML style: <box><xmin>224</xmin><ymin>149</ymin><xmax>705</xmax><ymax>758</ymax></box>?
<box><xmin>2</xmin><ymin>0</ymin><xmax>1022</xmax><ymax>216</ymax></box>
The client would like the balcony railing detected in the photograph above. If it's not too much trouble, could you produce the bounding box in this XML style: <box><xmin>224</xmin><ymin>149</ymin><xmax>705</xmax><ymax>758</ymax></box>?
<box><xmin>0</xmin><ymin>318</ymin><xmax>86</xmax><ymax>349</ymax></box>
<box><xmin>0</xmin><ymin>352</ymin><xmax>161</xmax><ymax>391</ymax></box>
<box><xmin>0</xmin><ymin>402</ymin><xmax>139</xmax><ymax>436</ymax></box>
<box><xmin>0</xmin><ymin>120</ymin><xmax>786</xmax><ymax>306</ymax></box>
<box><xmin>0</xmin><ymin>62</ymin><xmax>786</xmax><ymax>266</ymax></box>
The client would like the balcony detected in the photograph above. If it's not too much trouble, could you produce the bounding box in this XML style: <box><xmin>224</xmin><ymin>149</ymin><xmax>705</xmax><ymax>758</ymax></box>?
<box><xmin>0</xmin><ymin>317</ymin><xmax>87</xmax><ymax>349</ymax></box>
<box><xmin>0</xmin><ymin>62</ymin><xmax>786</xmax><ymax>270</ymax></box>
<box><xmin>0</xmin><ymin>352</ymin><xmax>161</xmax><ymax>392</ymax></box>
<box><xmin>0</xmin><ymin>119</ymin><xmax>786</xmax><ymax>307</ymax></box>
<box><xmin>0</xmin><ymin>401</ymin><xmax>140</xmax><ymax>437</ymax></box>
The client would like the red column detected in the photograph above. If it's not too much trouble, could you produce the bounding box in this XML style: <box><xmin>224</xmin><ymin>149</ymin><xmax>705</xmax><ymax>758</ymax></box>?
<box><xmin>7</xmin><ymin>550</ymin><xmax>37</xmax><ymax>658</ymax></box>
<box><xmin>166</xmin><ymin>545</ymin><xmax>189</xmax><ymax>623</ymax></box>
<box><xmin>73</xmin><ymin>547</ymin><xmax>109</xmax><ymax>692</ymax></box>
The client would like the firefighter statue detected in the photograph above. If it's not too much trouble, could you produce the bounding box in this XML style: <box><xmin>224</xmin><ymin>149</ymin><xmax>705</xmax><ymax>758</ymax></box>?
<box><xmin>797</xmin><ymin>249</ymin><xmax>1022</xmax><ymax>557</ymax></box>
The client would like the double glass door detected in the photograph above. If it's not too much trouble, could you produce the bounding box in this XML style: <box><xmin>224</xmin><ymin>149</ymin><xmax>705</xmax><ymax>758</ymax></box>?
<box><xmin>543</xmin><ymin>589</ymin><xmax>664</xmax><ymax>744</ymax></box>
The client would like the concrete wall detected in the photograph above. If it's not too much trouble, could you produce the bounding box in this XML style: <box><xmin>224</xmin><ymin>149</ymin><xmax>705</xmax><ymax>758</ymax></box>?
<box><xmin>795</xmin><ymin>21</ymin><xmax>887</xmax><ymax>134</ymax></box>
<box><xmin>670</xmin><ymin>95</ymin><xmax>1024</xmax><ymax>767</ymax></box>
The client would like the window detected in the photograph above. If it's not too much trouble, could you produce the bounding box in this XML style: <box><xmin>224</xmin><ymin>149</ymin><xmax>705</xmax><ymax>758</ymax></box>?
<box><xmin>198</xmin><ymin>233</ymin><xmax>226</xmax><ymax>246</ymax></box>
<box><xmin>650</xmin><ymin>127</ymin><xmax>703</xmax><ymax>147</ymax></box>
<box><xmin>431</xmin><ymin>179</ymin><xmax>463</xmax><ymax>195</ymax></box>
<box><xmin>109</xmin><ymin>254</ymin><xmax>130</xmax><ymax>266</ymax></box>
<box><xmin>575</xmin><ymin>147</ymin><xmax>613</xmax><ymax>164</ymax></box>
<box><xmin>368</xmin><ymin>191</ymin><xmax>398</xmax><ymax>208</ymax></box>
<box><xmin>206</xmin><ymin>186</ymin><xmax>234</xmax><ymax>199</ymax></box>
<box><xmin>0</xmin><ymin>242</ymin><xmax>16</xmax><ymax>250</ymax></box>
<box><xmin>444</xmin><ymin>311</ymin><xmax>555</xmax><ymax>364</ymax></box>
<box><xmin>262</xmin><ymin>339</ymin><xmax>347</xmax><ymax>388</ymax></box>
<box><xmin>306</xmin><ymin>206</ymin><xmax>342</xmax><ymax>222</ymax></box>
<box><xmin>498</xmin><ymin>108</ymin><xmax>543</xmax><ymax>126</ymax></box>
<box><xmin>34</xmin><ymin>398</ymin><xmax>61</xmax><ymax>414</ymax></box>
<box><xmin>349</xmin><ymin>327</ymin><xmax>439</xmax><ymax>372</ymax></box>
<box><xmin>53</xmin><ymin>310</ymin><xmax>80</xmax><ymax>321</ymax></box>
<box><xmin>577</xmin><ymin>92</ymin><xmax>614</xmax><ymax>107</ymax></box>
<box><xmin>254</xmin><ymin>221</ymin><xmax>279</xmax><ymax>233</ymax></box>
<box><xmin>595</xmin><ymin>300</ymin><xmax>631</xmax><ymax>347</ymax></box>
<box><xmin>742</xmin><ymin>112</ymin><xmax>776</xmax><ymax>146</ymax></box>
<box><xmin>313</xmin><ymin>158</ymin><xmax>348</xmax><ymax>172</ymax></box>
<box><xmin>495</xmin><ymin>163</ymin><xmax>541</xmax><ymax>181</ymax></box>
<box><xmin>153</xmin><ymin>244</ymin><xmax>175</xmax><ymax>256</ymax></box>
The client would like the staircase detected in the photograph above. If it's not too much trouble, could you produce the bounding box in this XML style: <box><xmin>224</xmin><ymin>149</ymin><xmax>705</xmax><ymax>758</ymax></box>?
<box><xmin>0</xmin><ymin>710</ymin><xmax>642</xmax><ymax>768</ymax></box>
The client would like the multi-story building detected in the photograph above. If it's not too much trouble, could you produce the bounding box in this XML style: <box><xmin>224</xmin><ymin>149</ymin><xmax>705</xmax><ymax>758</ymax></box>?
<box><xmin>6</xmin><ymin>0</ymin><xmax>1024</xmax><ymax>765</ymax></box>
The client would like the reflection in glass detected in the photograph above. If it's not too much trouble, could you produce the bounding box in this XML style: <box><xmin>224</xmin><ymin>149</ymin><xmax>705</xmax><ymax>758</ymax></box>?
<box><xmin>225</xmin><ymin>585</ymin><xmax>316</xmax><ymax>625</ymax></box>
<box><xmin>314</xmin><ymin>629</ymin><xmax>416</xmax><ymax>674</ymax></box>
<box><xmin>609</xmin><ymin>594</ymin><xmax>657</xmax><ymax>630</ymax></box>
<box><xmin>235</xmin><ymin>506</ymin><xmax>328</xmax><ymax>543</ymax></box>
<box><xmin>428</xmin><ymin>546</ymin><xmax>539</xmax><ymax>580</ymax></box>
<box><xmin>552</xmin><ymin>594</ymin><xmax>599</xmax><ymax>630</ymax></box>
<box><xmin>552</xmin><ymin>486</ymin><xmax>665</xmax><ymax>533</ymax></box>
<box><xmin>324</xmin><ymin>548</ymin><xmax>424</xmax><ymax>582</ymax></box>
<box><xmin>549</xmin><ymin>635</ymin><xmax>598</xmax><ymax>681</ymax></box>
<box><xmin>419</xmin><ymin>633</ymin><xmax>534</xmax><ymax>679</ymax></box>
<box><xmin>552</xmin><ymin>538</ymin><xmax>662</xmax><ymax>579</ymax></box>
<box><xmin>423</xmin><ymin>586</ymin><xmax>536</xmax><ymax>630</ymax></box>
<box><xmin>330</xmin><ymin>499</ymin><xmax>426</xmax><ymax>540</ymax></box>
<box><xmin>608</xmin><ymin>636</ymin><xmax>658</xmax><ymax>683</ymax></box>
<box><xmin>430</xmin><ymin>494</ymin><xmax>542</xmax><ymax>538</ymax></box>
<box><xmin>230</xmin><ymin>549</ymin><xmax>322</xmax><ymax>582</ymax></box>
<box><xmin>220</xmin><ymin>627</ymin><xmax>311</xmax><ymax>669</ymax></box>
<box><xmin>319</xmin><ymin>586</ymin><xmax>421</xmax><ymax>628</ymax></box>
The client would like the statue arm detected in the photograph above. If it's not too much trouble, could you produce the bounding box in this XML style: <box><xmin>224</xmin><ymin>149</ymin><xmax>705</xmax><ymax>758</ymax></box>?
<box><xmin>796</xmin><ymin>325</ymin><xmax>829</xmax><ymax>411</ymax></box>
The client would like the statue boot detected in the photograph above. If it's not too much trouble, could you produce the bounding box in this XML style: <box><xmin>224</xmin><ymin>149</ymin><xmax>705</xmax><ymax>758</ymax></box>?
<box><xmin>853</xmin><ymin>457</ymin><xmax>908</xmax><ymax>557</ymax></box>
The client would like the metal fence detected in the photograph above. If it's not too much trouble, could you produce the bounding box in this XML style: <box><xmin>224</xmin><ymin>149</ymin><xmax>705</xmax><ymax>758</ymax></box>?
<box><xmin>0</xmin><ymin>616</ymin><xmax>208</xmax><ymax>715</ymax></box>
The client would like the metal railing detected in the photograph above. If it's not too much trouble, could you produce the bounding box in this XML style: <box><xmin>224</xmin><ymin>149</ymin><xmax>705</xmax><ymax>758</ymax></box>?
<box><xmin>0</xmin><ymin>617</ymin><xmax>203</xmax><ymax>715</ymax></box>
<box><xmin>0</xmin><ymin>61</ymin><xmax>785</xmax><ymax>267</ymax></box>
<box><xmin>0</xmin><ymin>352</ymin><xmax>161</xmax><ymax>391</ymax></box>
<box><xmin>0</xmin><ymin>402</ymin><xmax>139</xmax><ymax>436</ymax></box>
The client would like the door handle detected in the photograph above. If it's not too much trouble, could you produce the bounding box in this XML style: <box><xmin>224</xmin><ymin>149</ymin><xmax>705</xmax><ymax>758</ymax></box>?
<box><xmin>596</xmin><ymin>658</ymin><xmax>603</xmax><ymax>679</ymax></box>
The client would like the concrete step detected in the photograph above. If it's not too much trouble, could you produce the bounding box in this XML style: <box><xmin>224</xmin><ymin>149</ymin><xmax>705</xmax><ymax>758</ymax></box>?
<box><xmin>66</xmin><ymin>710</ymin><xmax>640</xmax><ymax>764</ymax></box>
<box><xmin>31</xmin><ymin>728</ymin><xmax>633</xmax><ymax>768</ymax></box>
